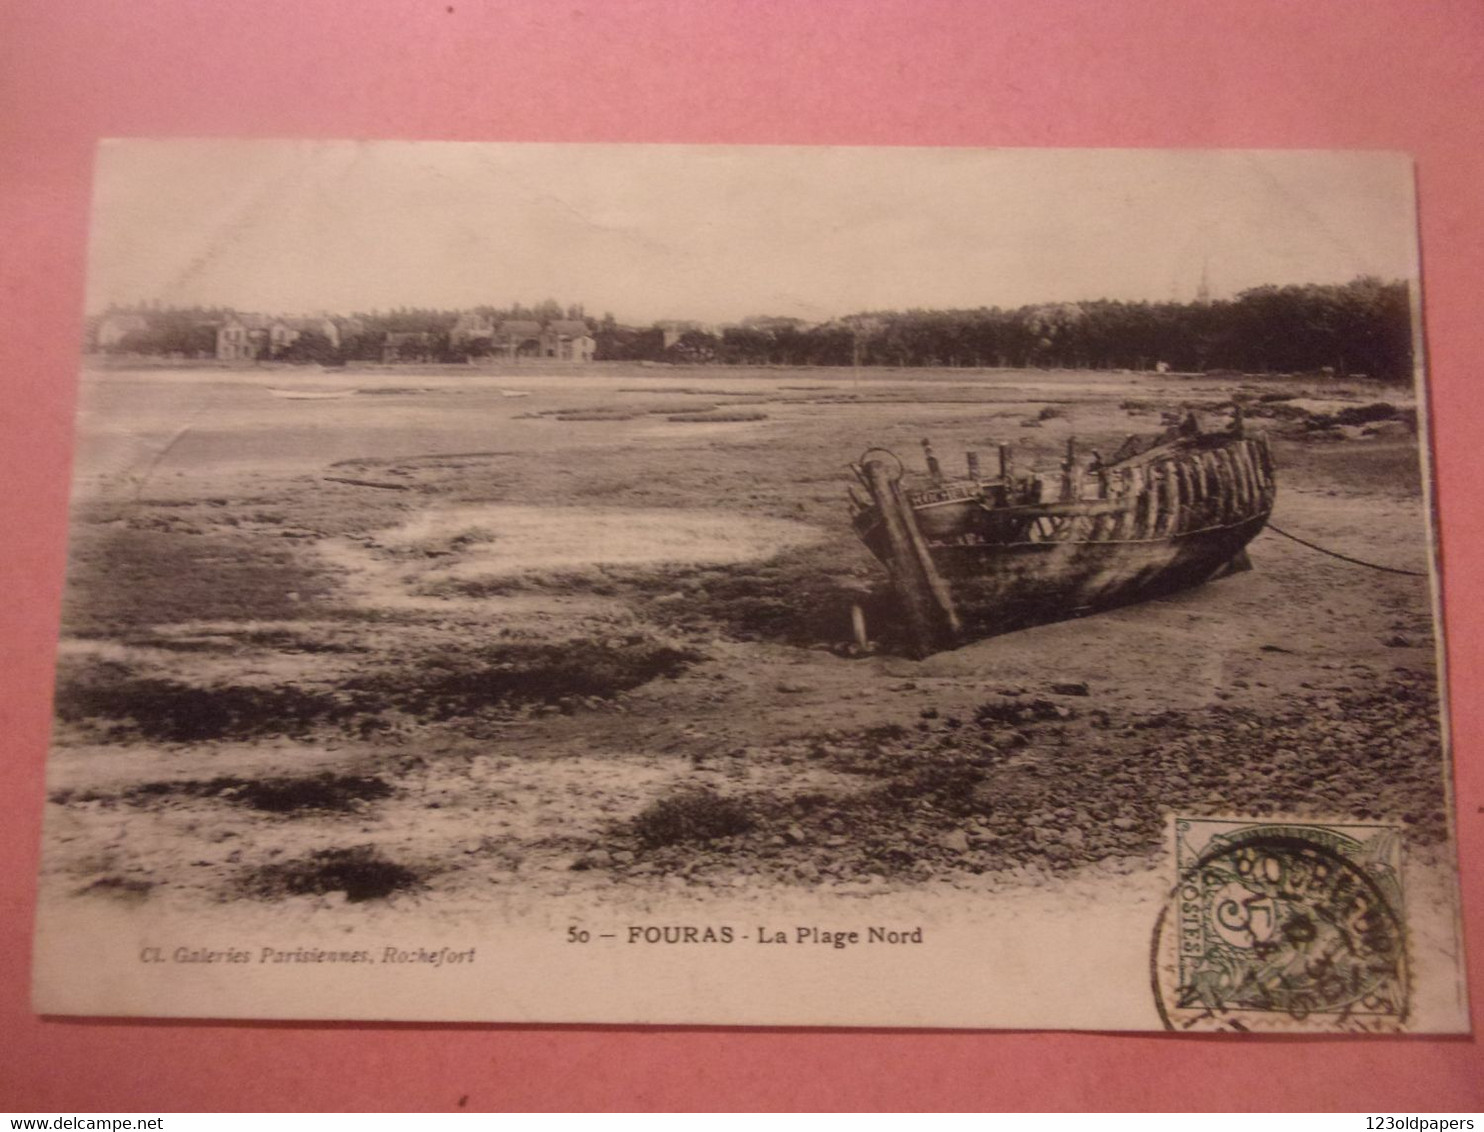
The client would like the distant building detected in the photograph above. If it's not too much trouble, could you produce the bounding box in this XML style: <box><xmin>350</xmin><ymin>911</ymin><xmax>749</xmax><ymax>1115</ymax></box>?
<box><xmin>216</xmin><ymin>314</ymin><xmax>272</xmax><ymax>360</ymax></box>
<box><xmin>484</xmin><ymin>318</ymin><xmax>595</xmax><ymax>361</ymax></box>
<box><xmin>542</xmin><ymin>319</ymin><xmax>596</xmax><ymax>362</ymax></box>
<box><xmin>267</xmin><ymin>319</ymin><xmax>298</xmax><ymax>355</ymax></box>
<box><xmin>493</xmin><ymin>319</ymin><xmax>543</xmax><ymax>359</ymax></box>
<box><xmin>450</xmin><ymin>313</ymin><xmax>496</xmax><ymax>347</ymax></box>
<box><xmin>216</xmin><ymin>314</ymin><xmax>340</xmax><ymax>360</ymax></box>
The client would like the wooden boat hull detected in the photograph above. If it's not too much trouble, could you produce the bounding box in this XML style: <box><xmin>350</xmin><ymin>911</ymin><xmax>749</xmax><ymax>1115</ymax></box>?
<box><xmin>860</xmin><ymin>512</ymin><xmax>1266</xmax><ymax>636</ymax></box>
<box><xmin>851</xmin><ymin>430</ymin><xmax>1274</xmax><ymax>654</ymax></box>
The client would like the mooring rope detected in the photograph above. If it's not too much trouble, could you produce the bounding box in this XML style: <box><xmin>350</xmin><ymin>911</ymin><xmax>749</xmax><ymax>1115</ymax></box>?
<box><xmin>1264</xmin><ymin>522</ymin><xmax>1428</xmax><ymax>577</ymax></box>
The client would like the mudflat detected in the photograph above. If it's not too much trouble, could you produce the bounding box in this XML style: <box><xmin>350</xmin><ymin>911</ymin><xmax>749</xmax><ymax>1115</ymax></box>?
<box><xmin>40</xmin><ymin>361</ymin><xmax>1454</xmax><ymax>1007</ymax></box>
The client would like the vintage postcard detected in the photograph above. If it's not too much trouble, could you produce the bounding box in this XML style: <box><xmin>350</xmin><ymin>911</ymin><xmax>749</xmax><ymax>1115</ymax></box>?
<box><xmin>32</xmin><ymin>141</ymin><xmax>1469</xmax><ymax>1030</ymax></box>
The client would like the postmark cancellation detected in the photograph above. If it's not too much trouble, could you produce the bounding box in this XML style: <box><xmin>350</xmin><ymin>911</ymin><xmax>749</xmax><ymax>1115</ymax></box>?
<box><xmin>1153</xmin><ymin>817</ymin><xmax>1409</xmax><ymax>1033</ymax></box>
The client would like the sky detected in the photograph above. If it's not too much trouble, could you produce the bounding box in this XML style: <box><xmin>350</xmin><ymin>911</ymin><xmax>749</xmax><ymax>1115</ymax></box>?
<box><xmin>86</xmin><ymin>141</ymin><xmax>1420</xmax><ymax>324</ymax></box>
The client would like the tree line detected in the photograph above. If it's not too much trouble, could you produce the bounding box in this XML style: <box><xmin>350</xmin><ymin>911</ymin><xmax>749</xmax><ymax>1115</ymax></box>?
<box><xmin>90</xmin><ymin>277</ymin><xmax>1413</xmax><ymax>380</ymax></box>
<box><xmin>606</xmin><ymin>278</ymin><xmax>1411</xmax><ymax>381</ymax></box>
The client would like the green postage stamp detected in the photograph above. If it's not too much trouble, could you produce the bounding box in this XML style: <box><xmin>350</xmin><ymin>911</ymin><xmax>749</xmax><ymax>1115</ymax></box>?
<box><xmin>1154</xmin><ymin>817</ymin><xmax>1409</xmax><ymax>1032</ymax></box>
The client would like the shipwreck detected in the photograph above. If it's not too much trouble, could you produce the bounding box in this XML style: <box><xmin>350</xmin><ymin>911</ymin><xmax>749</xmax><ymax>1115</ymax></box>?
<box><xmin>848</xmin><ymin>412</ymin><xmax>1275</xmax><ymax>656</ymax></box>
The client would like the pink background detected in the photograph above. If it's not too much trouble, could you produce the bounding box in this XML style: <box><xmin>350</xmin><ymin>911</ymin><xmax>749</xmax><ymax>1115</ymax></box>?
<box><xmin>1</xmin><ymin>0</ymin><xmax>1480</xmax><ymax>1111</ymax></box>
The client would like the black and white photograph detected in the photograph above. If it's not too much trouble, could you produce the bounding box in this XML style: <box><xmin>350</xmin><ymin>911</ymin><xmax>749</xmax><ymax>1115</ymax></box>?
<box><xmin>32</xmin><ymin>141</ymin><xmax>1468</xmax><ymax>1030</ymax></box>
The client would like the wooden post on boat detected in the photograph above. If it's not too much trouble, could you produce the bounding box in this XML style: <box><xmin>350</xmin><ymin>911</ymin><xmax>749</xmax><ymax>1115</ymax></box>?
<box><xmin>1255</xmin><ymin>433</ymin><xmax>1274</xmax><ymax>490</ymax></box>
<box><xmin>1256</xmin><ymin>434</ymin><xmax>1276</xmax><ymax>504</ymax></box>
<box><xmin>966</xmin><ymin>450</ymin><xmax>981</xmax><ymax>480</ymax></box>
<box><xmin>1202</xmin><ymin>451</ymin><xmax>1222</xmax><ymax>519</ymax></box>
<box><xmin>1175</xmin><ymin>460</ymin><xmax>1194</xmax><ymax>513</ymax></box>
<box><xmin>1206</xmin><ymin>450</ymin><xmax>1226</xmax><ymax>521</ymax></box>
<box><xmin>1142</xmin><ymin>465</ymin><xmax>1158</xmax><ymax>535</ymax></box>
<box><xmin>922</xmin><ymin>439</ymin><xmax>943</xmax><ymax>483</ymax></box>
<box><xmin>1129</xmin><ymin>465</ymin><xmax>1152</xmax><ymax>538</ymax></box>
<box><xmin>1060</xmin><ymin>437</ymin><xmax>1080</xmax><ymax>502</ymax></box>
<box><xmin>1232</xmin><ymin>445</ymin><xmax>1253</xmax><ymax>515</ymax></box>
<box><xmin>1224</xmin><ymin>446</ymin><xmax>1244</xmax><ymax>514</ymax></box>
<box><xmin>1213</xmin><ymin>449</ymin><xmax>1238</xmax><ymax>521</ymax></box>
<box><xmin>861</xmin><ymin>458</ymin><xmax>961</xmax><ymax>656</ymax></box>
<box><xmin>1146</xmin><ymin>464</ymin><xmax>1162</xmax><ymax>536</ymax></box>
<box><xmin>1233</xmin><ymin>441</ymin><xmax>1257</xmax><ymax>514</ymax></box>
<box><xmin>999</xmin><ymin>444</ymin><xmax>1014</xmax><ymax>482</ymax></box>
<box><xmin>1160</xmin><ymin>461</ymin><xmax>1181</xmax><ymax>535</ymax></box>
